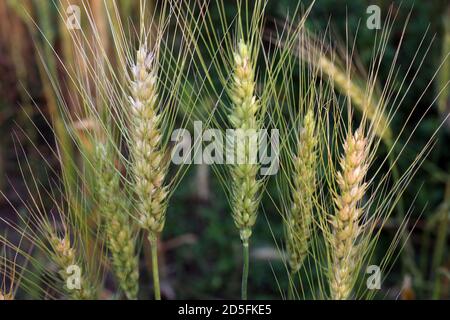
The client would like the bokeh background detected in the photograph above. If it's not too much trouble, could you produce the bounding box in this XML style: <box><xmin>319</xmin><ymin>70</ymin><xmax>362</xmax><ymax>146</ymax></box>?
<box><xmin>0</xmin><ymin>0</ymin><xmax>449</xmax><ymax>299</ymax></box>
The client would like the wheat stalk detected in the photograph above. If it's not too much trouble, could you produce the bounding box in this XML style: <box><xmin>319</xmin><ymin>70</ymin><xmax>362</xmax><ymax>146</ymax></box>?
<box><xmin>286</xmin><ymin>109</ymin><xmax>317</xmax><ymax>273</ymax></box>
<box><xmin>95</xmin><ymin>145</ymin><xmax>139</xmax><ymax>300</ymax></box>
<box><xmin>330</xmin><ymin>127</ymin><xmax>369</xmax><ymax>300</ymax></box>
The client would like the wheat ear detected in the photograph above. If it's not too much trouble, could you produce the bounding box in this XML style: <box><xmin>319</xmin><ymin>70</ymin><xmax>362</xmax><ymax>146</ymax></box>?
<box><xmin>130</xmin><ymin>45</ymin><xmax>168</xmax><ymax>300</ymax></box>
<box><xmin>50</xmin><ymin>236</ymin><xmax>96</xmax><ymax>300</ymax></box>
<box><xmin>318</xmin><ymin>56</ymin><xmax>390</xmax><ymax>142</ymax></box>
<box><xmin>331</xmin><ymin>127</ymin><xmax>369</xmax><ymax>300</ymax></box>
<box><xmin>229</xmin><ymin>39</ymin><xmax>261</xmax><ymax>299</ymax></box>
<box><xmin>286</xmin><ymin>109</ymin><xmax>317</xmax><ymax>273</ymax></box>
<box><xmin>229</xmin><ymin>40</ymin><xmax>261</xmax><ymax>241</ymax></box>
<box><xmin>95</xmin><ymin>145</ymin><xmax>139</xmax><ymax>300</ymax></box>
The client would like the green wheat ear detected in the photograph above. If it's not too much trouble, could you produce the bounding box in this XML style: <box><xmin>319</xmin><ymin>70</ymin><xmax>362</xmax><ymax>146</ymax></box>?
<box><xmin>229</xmin><ymin>40</ymin><xmax>261</xmax><ymax>243</ymax></box>
<box><xmin>95</xmin><ymin>144</ymin><xmax>139</xmax><ymax>300</ymax></box>
<box><xmin>49</xmin><ymin>235</ymin><xmax>97</xmax><ymax>300</ymax></box>
<box><xmin>173</xmin><ymin>0</ymin><xmax>271</xmax><ymax>300</ymax></box>
<box><xmin>228</xmin><ymin>39</ymin><xmax>262</xmax><ymax>301</ymax></box>
<box><xmin>286</xmin><ymin>109</ymin><xmax>317</xmax><ymax>273</ymax></box>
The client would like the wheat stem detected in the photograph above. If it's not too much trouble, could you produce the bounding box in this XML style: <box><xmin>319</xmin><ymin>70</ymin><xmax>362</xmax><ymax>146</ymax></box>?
<box><xmin>432</xmin><ymin>179</ymin><xmax>450</xmax><ymax>298</ymax></box>
<box><xmin>287</xmin><ymin>270</ymin><xmax>296</xmax><ymax>300</ymax></box>
<box><xmin>149</xmin><ymin>234</ymin><xmax>161</xmax><ymax>300</ymax></box>
<box><xmin>241</xmin><ymin>240</ymin><xmax>249</xmax><ymax>300</ymax></box>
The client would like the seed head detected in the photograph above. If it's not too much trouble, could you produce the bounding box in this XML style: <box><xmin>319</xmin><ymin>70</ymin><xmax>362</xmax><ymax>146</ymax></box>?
<box><xmin>228</xmin><ymin>40</ymin><xmax>261</xmax><ymax>243</ymax></box>
<box><xmin>331</xmin><ymin>127</ymin><xmax>369</xmax><ymax>299</ymax></box>
<box><xmin>130</xmin><ymin>46</ymin><xmax>169</xmax><ymax>235</ymax></box>
<box><xmin>286</xmin><ymin>110</ymin><xmax>317</xmax><ymax>272</ymax></box>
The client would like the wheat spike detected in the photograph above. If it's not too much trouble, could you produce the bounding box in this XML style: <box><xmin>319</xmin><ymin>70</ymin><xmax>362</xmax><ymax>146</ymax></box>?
<box><xmin>130</xmin><ymin>46</ymin><xmax>168</xmax><ymax>237</ymax></box>
<box><xmin>229</xmin><ymin>40</ymin><xmax>261</xmax><ymax>244</ymax></box>
<box><xmin>129</xmin><ymin>41</ymin><xmax>168</xmax><ymax>300</ymax></box>
<box><xmin>330</xmin><ymin>127</ymin><xmax>369</xmax><ymax>299</ymax></box>
<box><xmin>95</xmin><ymin>145</ymin><xmax>139</xmax><ymax>300</ymax></box>
<box><xmin>318</xmin><ymin>56</ymin><xmax>391</xmax><ymax>142</ymax></box>
<box><xmin>286</xmin><ymin>109</ymin><xmax>317</xmax><ymax>272</ymax></box>
<box><xmin>50</xmin><ymin>236</ymin><xmax>96</xmax><ymax>300</ymax></box>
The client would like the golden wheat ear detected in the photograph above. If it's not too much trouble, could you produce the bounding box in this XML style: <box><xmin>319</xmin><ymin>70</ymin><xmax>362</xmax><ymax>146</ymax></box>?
<box><xmin>329</xmin><ymin>127</ymin><xmax>369</xmax><ymax>300</ymax></box>
<box><xmin>49</xmin><ymin>235</ymin><xmax>97</xmax><ymax>299</ymax></box>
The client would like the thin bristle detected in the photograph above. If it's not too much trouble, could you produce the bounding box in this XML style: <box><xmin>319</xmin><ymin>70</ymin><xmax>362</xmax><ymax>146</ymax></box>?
<box><xmin>317</xmin><ymin>56</ymin><xmax>391</xmax><ymax>142</ymax></box>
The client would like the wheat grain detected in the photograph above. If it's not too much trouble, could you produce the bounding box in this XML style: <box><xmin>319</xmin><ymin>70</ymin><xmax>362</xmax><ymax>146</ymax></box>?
<box><xmin>0</xmin><ymin>291</ymin><xmax>13</xmax><ymax>300</ymax></box>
